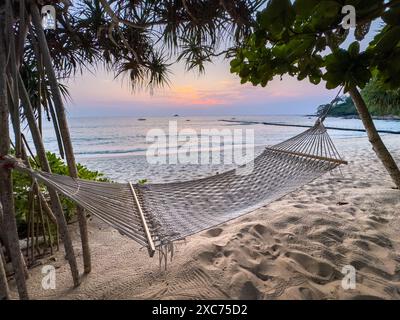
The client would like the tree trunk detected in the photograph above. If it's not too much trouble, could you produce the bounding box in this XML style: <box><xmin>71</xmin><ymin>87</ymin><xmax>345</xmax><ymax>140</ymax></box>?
<box><xmin>30</xmin><ymin>3</ymin><xmax>91</xmax><ymax>274</ymax></box>
<box><xmin>349</xmin><ymin>87</ymin><xmax>400</xmax><ymax>188</ymax></box>
<box><xmin>18</xmin><ymin>74</ymin><xmax>81</xmax><ymax>287</ymax></box>
<box><xmin>6</xmin><ymin>0</ymin><xmax>22</xmax><ymax>157</ymax></box>
<box><xmin>0</xmin><ymin>20</ymin><xmax>29</xmax><ymax>300</ymax></box>
<box><xmin>0</xmin><ymin>199</ymin><xmax>28</xmax><ymax>280</ymax></box>
<box><xmin>28</xmin><ymin>32</ymin><xmax>65</xmax><ymax>159</ymax></box>
<box><xmin>0</xmin><ymin>208</ymin><xmax>11</xmax><ymax>260</ymax></box>
<box><xmin>0</xmin><ymin>247</ymin><xmax>10</xmax><ymax>300</ymax></box>
<box><xmin>0</xmin><ymin>202</ymin><xmax>10</xmax><ymax>300</ymax></box>
<box><xmin>47</xmin><ymin>97</ymin><xmax>65</xmax><ymax>159</ymax></box>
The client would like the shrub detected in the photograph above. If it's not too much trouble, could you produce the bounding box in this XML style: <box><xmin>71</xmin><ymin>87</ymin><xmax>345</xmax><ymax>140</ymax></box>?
<box><xmin>12</xmin><ymin>151</ymin><xmax>107</xmax><ymax>236</ymax></box>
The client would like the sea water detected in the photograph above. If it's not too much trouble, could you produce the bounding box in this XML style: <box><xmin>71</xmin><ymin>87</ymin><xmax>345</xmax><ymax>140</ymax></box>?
<box><xmin>24</xmin><ymin>115</ymin><xmax>400</xmax><ymax>183</ymax></box>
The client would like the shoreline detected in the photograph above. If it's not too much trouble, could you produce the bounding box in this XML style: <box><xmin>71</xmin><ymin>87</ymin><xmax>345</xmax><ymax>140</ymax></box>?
<box><xmin>220</xmin><ymin>119</ymin><xmax>400</xmax><ymax>135</ymax></box>
<box><xmin>305</xmin><ymin>114</ymin><xmax>400</xmax><ymax>121</ymax></box>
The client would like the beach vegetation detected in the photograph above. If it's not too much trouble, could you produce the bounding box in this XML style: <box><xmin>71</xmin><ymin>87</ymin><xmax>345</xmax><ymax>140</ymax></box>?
<box><xmin>11</xmin><ymin>150</ymin><xmax>107</xmax><ymax>236</ymax></box>
<box><xmin>362</xmin><ymin>77</ymin><xmax>400</xmax><ymax>117</ymax></box>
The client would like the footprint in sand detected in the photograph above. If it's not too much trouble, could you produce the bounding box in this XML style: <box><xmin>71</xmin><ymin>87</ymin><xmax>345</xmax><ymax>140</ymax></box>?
<box><xmin>239</xmin><ymin>281</ymin><xmax>260</xmax><ymax>300</ymax></box>
<box><xmin>293</xmin><ymin>204</ymin><xmax>308</xmax><ymax>209</ymax></box>
<box><xmin>359</xmin><ymin>234</ymin><xmax>393</xmax><ymax>249</ymax></box>
<box><xmin>203</xmin><ymin>227</ymin><xmax>223</xmax><ymax>238</ymax></box>
<box><xmin>229</xmin><ymin>273</ymin><xmax>261</xmax><ymax>300</ymax></box>
<box><xmin>368</xmin><ymin>215</ymin><xmax>389</xmax><ymax>224</ymax></box>
<box><xmin>285</xmin><ymin>251</ymin><xmax>339</xmax><ymax>283</ymax></box>
<box><xmin>286</xmin><ymin>286</ymin><xmax>324</xmax><ymax>300</ymax></box>
<box><xmin>351</xmin><ymin>239</ymin><xmax>370</xmax><ymax>251</ymax></box>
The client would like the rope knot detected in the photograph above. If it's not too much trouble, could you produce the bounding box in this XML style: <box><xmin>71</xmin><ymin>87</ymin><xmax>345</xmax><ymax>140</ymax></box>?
<box><xmin>0</xmin><ymin>156</ymin><xmax>17</xmax><ymax>170</ymax></box>
<box><xmin>2</xmin><ymin>162</ymin><xmax>16</xmax><ymax>170</ymax></box>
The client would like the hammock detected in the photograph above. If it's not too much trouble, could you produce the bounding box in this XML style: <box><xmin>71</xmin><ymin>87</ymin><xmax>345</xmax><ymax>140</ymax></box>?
<box><xmin>4</xmin><ymin>120</ymin><xmax>347</xmax><ymax>257</ymax></box>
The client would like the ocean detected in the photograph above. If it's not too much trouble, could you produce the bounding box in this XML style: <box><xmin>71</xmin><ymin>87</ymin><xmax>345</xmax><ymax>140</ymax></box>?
<box><xmin>29</xmin><ymin>115</ymin><xmax>400</xmax><ymax>183</ymax></box>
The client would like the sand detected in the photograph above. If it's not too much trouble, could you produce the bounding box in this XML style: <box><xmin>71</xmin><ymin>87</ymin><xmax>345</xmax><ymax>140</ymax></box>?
<box><xmin>8</xmin><ymin>134</ymin><xmax>400</xmax><ymax>300</ymax></box>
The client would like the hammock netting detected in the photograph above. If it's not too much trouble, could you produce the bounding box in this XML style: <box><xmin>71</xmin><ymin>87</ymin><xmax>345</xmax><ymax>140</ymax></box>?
<box><xmin>7</xmin><ymin>121</ymin><xmax>347</xmax><ymax>257</ymax></box>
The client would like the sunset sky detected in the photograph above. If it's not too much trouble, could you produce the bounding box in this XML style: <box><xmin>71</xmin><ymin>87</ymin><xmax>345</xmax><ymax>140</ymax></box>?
<box><xmin>65</xmin><ymin>58</ymin><xmax>334</xmax><ymax>118</ymax></box>
<box><xmin>65</xmin><ymin>22</ymin><xmax>379</xmax><ymax>118</ymax></box>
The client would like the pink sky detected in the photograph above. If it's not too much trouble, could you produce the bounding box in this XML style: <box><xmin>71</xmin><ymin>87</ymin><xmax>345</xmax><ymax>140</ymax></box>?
<box><xmin>65</xmin><ymin>59</ymin><xmax>334</xmax><ymax>117</ymax></box>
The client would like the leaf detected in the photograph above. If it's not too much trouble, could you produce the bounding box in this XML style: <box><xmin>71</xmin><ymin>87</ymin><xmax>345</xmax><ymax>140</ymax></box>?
<box><xmin>354</xmin><ymin>0</ymin><xmax>385</xmax><ymax>17</ymax></box>
<box><xmin>323</xmin><ymin>71</ymin><xmax>343</xmax><ymax>87</ymax></box>
<box><xmin>310</xmin><ymin>1</ymin><xmax>342</xmax><ymax>30</ymax></box>
<box><xmin>293</xmin><ymin>0</ymin><xmax>319</xmax><ymax>17</ymax></box>
<box><xmin>348</xmin><ymin>41</ymin><xmax>360</xmax><ymax>59</ymax></box>
<box><xmin>353</xmin><ymin>66</ymin><xmax>372</xmax><ymax>88</ymax></box>
<box><xmin>258</xmin><ymin>0</ymin><xmax>295</xmax><ymax>36</ymax></box>
<box><xmin>326</xmin><ymin>80</ymin><xmax>341</xmax><ymax>90</ymax></box>
<box><xmin>382</xmin><ymin>6</ymin><xmax>400</xmax><ymax>25</ymax></box>
<box><xmin>309</xmin><ymin>73</ymin><xmax>321</xmax><ymax>85</ymax></box>
<box><xmin>239</xmin><ymin>65</ymin><xmax>251</xmax><ymax>78</ymax></box>
<box><xmin>373</xmin><ymin>26</ymin><xmax>400</xmax><ymax>54</ymax></box>
<box><xmin>230</xmin><ymin>59</ymin><xmax>242</xmax><ymax>69</ymax></box>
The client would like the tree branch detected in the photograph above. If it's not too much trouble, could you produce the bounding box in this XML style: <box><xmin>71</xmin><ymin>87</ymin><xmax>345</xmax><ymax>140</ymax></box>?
<box><xmin>99</xmin><ymin>0</ymin><xmax>148</xmax><ymax>30</ymax></box>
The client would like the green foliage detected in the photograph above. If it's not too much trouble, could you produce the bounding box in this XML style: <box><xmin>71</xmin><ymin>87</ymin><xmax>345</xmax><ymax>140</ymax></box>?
<box><xmin>231</xmin><ymin>0</ymin><xmax>400</xmax><ymax>94</ymax></box>
<box><xmin>12</xmin><ymin>151</ymin><xmax>107</xmax><ymax>233</ymax></box>
<box><xmin>12</xmin><ymin>171</ymin><xmax>33</xmax><ymax>230</ymax></box>
<box><xmin>317</xmin><ymin>77</ymin><xmax>400</xmax><ymax>117</ymax></box>
<box><xmin>324</xmin><ymin>43</ymin><xmax>372</xmax><ymax>91</ymax></box>
<box><xmin>362</xmin><ymin>78</ymin><xmax>400</xmax><ymax>116</ymax></box>
<box><xmin>317</xmin><ymin>96</ymin><xmax>356</xmax><ymax>117</ymax></box>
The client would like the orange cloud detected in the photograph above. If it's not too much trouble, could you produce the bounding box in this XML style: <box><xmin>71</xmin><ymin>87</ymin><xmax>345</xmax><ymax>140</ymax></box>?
<box><xmin>164</xmin><ymin>85</ymin><xmax>229</xmax><ymax>106</ymax></box>
<box><xmin>190</xmin><ymin>98</ymin><xmax>225</xmax><ymax>105</ymax></box>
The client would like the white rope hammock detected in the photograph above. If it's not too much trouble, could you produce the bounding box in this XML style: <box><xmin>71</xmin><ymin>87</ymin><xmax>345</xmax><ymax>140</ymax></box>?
<box><xmin>3</xmin><ymin>121</ymin><xmax>347</xmax><ymax>257</ymax></box>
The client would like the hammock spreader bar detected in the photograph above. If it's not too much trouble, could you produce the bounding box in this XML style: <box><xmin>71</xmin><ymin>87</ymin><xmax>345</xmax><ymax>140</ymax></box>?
<box><xmin>128</xmin><ymin>182</ymin><xmax>156</xmax><ymax>257</ymax></box>
<box><xmin>265</xmin><ymin>147</ymin><xmax>348</xmax><ymax>165</ymax></box>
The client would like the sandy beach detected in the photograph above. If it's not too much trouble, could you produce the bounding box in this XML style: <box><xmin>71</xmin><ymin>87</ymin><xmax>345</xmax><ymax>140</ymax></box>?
<box><xmin>8</xmin><ymin>134</ymin><xmax>400</xmax><ymax>300</ymax></box>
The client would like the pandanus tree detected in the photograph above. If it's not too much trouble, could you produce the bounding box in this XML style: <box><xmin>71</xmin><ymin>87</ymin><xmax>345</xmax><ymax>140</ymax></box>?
<box><xmin>230</xmin><ymin>0</ymin><xmax>400</xmax><ymax>188</ymax></box>
<box><xmin>0</xmin><ymin>0</ymin><xmax>263</xmax><ymax>300</ymax></box>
